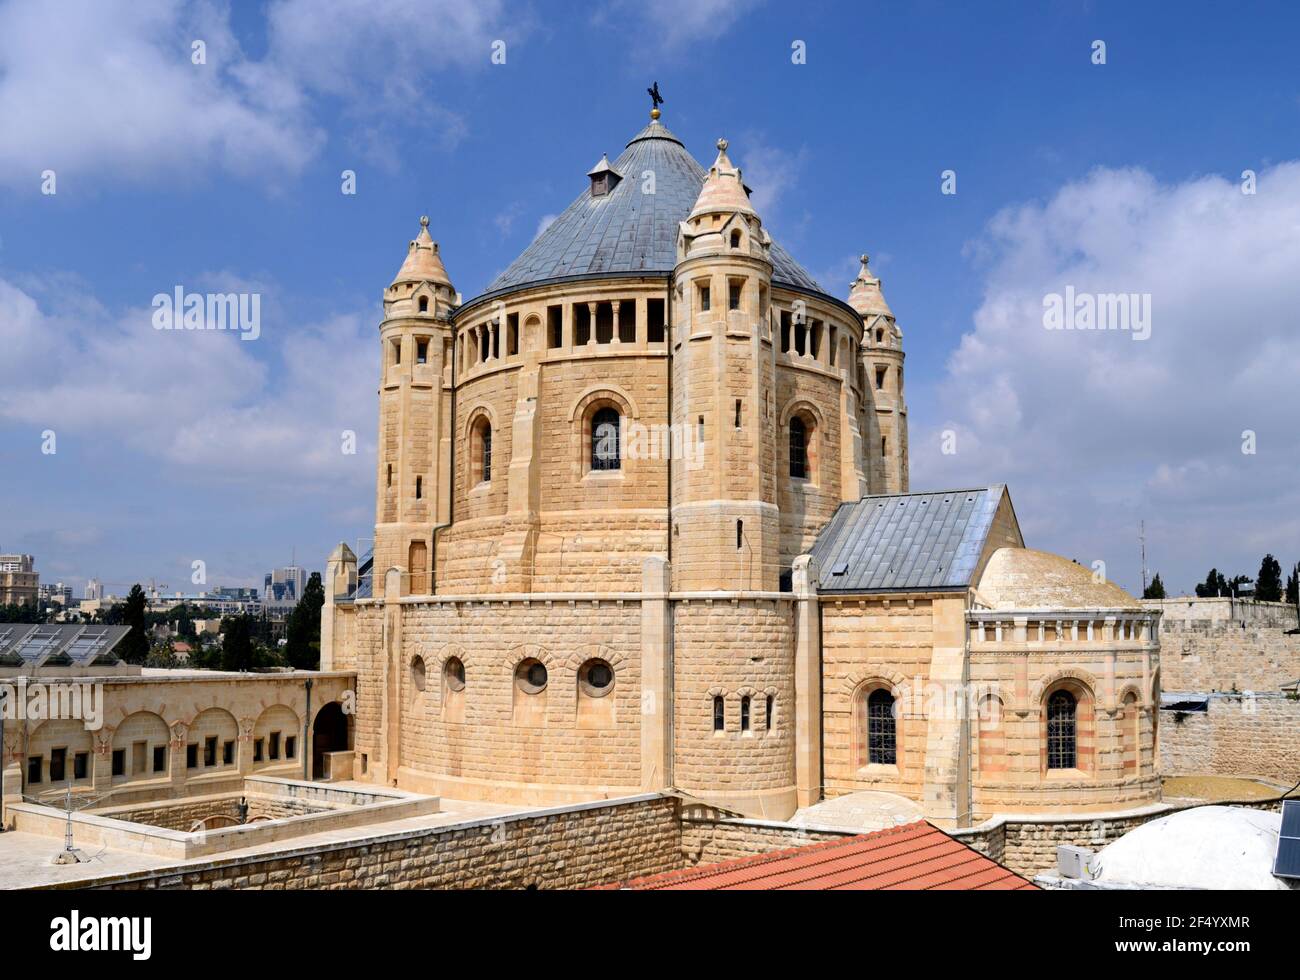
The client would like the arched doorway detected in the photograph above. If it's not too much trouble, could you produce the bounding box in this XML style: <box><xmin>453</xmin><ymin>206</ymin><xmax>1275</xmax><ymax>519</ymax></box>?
<box><xmin>312</xmin><ymin>701</ymin><xmax>351</xmax><ymax>779</ymax></box>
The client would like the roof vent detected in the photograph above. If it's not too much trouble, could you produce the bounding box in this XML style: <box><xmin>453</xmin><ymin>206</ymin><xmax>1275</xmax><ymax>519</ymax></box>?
<box><xmin>587</xmin><ymin>153</ymin><xmax>622</xmax><ymax>198</ymax></box>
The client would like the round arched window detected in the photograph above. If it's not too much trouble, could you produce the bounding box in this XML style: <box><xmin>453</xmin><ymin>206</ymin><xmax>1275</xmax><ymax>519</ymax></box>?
<box><xmin>579</xmin><ymin>659</ymin><xmax>614</xmax><ymax>698</ymax></box>
<box><xmin>411</xmin><ymin>655</ymin><xmax>427</xmax><ymax>692</ymax></box>
<box><xmin>444</xmin><ymin>656</ymin><xmax>466</xmax><ymax>692</ymax></box>
<box><xmin>515</xmin><ymin>658</ymin><xmax>548</xmax><ymax>694</ymax></box>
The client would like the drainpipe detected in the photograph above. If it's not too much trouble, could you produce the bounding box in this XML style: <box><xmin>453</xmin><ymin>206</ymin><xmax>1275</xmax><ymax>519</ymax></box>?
<box><xmin>665</xmin><ymin>274</ymin><xmax>673</xmax><ymax>562</ymax></box>
<box><xmin>303</xmin><ymin>677</ymin><xmax>313</xmax><ymax>780</ymax></box>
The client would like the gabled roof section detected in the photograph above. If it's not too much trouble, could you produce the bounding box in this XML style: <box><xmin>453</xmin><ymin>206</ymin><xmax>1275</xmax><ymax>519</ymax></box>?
<box><xmin>601</xmin><ymin>821</ymin><xmax>1035</xmax><ymax>890</ymax></box>
<box><xmin>471</xmin><ymin>117</ymin><xmax>822</xmax><ymax>305</ymax></box>
<box><xmin>809</xmin><ymin>486</ymin><xmax>1010</xmax><ymax>594</ymax></box>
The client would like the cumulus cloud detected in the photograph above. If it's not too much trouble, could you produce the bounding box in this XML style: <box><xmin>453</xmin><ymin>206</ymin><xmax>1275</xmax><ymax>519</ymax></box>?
<box><xmin>597</xmin><ymin>0</ymin><xmax>764</xmax><ymax>50</ymax></box>
<box><xmin>0</xmin><ymin>0</ymin><xmax>515</xmax><ymax>188</ymax></box>
<box><xmin>913</xmin><ymin>163</ymin><xmax>1300</xmax><ymax>593</ymax></box>
<box><xmin>0</xmin><ymin>273</ymin><xmax>376</xmax><ymax>492</ymax></box>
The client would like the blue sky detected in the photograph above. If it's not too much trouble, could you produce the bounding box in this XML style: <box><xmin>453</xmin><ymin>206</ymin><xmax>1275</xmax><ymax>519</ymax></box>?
<box><xmin>1</xmin><ymin>0</ymin><xmax>1298</xmax><ymax>598</ymax></box>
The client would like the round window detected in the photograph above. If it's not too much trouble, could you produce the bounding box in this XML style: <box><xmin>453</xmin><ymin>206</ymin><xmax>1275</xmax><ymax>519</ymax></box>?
<box><xmin>411</xmin><ymin>656</ymin><xmax>427</xmax><ymax>692</ymax></box>
<box><xmin>444</xmin><ymin>656</ymin><xmax>466</xmax><ymax>692</ymax></box>
<box><xmin>579</xmin><ymin>659</ymin><xmax>614</xmax><ymax>698</ymax></box>
<box><xmin>515</xmin><ymin>658</ymin><xmax>548</xmax><ymax>694</ymax></box>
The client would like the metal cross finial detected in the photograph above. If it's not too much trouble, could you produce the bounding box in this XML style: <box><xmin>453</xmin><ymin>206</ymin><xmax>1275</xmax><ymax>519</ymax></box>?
<box><xmin>647</xmin><ymin>81</ymin><xmax>663</xmax><ymax>110</ymax></box>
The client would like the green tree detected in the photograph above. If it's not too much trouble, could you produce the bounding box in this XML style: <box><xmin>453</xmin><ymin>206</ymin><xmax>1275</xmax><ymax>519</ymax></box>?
<box><xmin>220</xmin><ymin>614</ymin><xmax>256</xmax><ymax>672</ymax></box>
<box><xmin>119</xmin><ymin>584</ymin><xmax>150</xmax><ymax>664</ymax></box>
<box><xmin>1195</xmin><ymin>568</ymin><xmax>1230</xmax><ymax>598</ymax></box>
<box><xmin>1255</xmin><ymin>554</ymin><xmax>1283</xmax><ymax>602</ymax></box>
<box><xmin>1286</xmin><ymin>565</ymin><xmax>1298</xmax><ymax>606</ymax></box>
<box><xmin>1142</xmin><ymin>573</ymin><xmax>1166</xmax><ymax>600</ymax></box>
<box><xmin>284</xmin><ymin>572</ymin><xmax>325</xmax><ymax>670</ymax></box>
<box><xmin>145</xmin><ymin>637</ymin><xmax>178</xmax><ymax>669</ymax></box>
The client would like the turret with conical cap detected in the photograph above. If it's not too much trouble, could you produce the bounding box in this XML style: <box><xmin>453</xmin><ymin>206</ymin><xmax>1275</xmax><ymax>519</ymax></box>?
<box><xmin>848</xmin><ymin>254</ymin><xmax>907</xmax><ymax>493</ymax></box>
<box><xmin>374</xmin><ymin>217</ymin><xmax>458</xmax><ymax>595</ymax></box>
<box><xmin>671</xmin><ymin>137</ymin><xmax>780</xmax><ymax>591</ymax></box>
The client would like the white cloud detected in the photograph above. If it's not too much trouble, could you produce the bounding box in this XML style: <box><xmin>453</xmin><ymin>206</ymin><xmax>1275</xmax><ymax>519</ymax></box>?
<box><xmin>914</xmin><ymin>162</ymin><xmax>1300</xmax><ymax>593</ymax></box>
<box><xmin>0</xmin><ymin>0</ymin><xmax>320</xmax><ymax>187</ymax></box>
<box><xmin>0</xmin><ymin>273</ymin><xmax>376</xmax><ymax>492</ymax></box>
<box><xmin>0</xmin><ymin>0</ymin><xmax>516</xmax><ymax>188</ymax></box>
<box><xmin>598</xmin><ymin>0</ymin><xmax>764</xmax><ymax>50</ymax></box>
<box><xmin>734</xmin><ymin>137</ymin><xmax>808</xmax><ymax>228</ymax></box>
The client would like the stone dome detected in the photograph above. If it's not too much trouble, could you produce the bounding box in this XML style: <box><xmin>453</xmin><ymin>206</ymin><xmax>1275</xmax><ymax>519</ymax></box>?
<box><xmin>1093</xmin><ymin>806</ymin><xmax>1294</xmax><ymax>890</ymax></box>
<box><xmin>974</xmin><ymin>547</ymin><xmax>1141</xmax><ymax>610</ymax></box>
<box><xmin>473</xmin><ymin>117</ymin><xmax>822</xmax><ymax>304</ymax></box>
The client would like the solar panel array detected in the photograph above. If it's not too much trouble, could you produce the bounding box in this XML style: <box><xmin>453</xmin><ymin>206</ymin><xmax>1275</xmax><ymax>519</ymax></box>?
<box><xmin>0</xmin><ymin>624</ymin><xmax>130</xmax><ymax>668</ymax></box>
<box><xmin>1274</xmin><ymin>799</ymin><xmax>1300</xmax><ymax>880</ymax></box>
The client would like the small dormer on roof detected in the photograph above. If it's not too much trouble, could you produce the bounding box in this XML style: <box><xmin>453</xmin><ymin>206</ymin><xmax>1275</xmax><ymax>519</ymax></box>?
<box><xmin>689</xmin><ymin>138</ymin><xmax>757</xmax><ymax>220</ymax></box>
<box><xmin>847</xmin><ymin>253</ymin><xmax>894</xmax><ymax>319</ymax></box>
<box><xmin>390</xmin><ymin>216</ymin><xmax>452</xmax><ymax>289</ymax></box>
<box><xmin>587</xmin><ymin>153</ymin><xmax>623</xmax><ymax>197</ymax></box>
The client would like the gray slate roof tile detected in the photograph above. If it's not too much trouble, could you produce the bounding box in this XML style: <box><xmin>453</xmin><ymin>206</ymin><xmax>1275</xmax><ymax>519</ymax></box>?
<box><xmin>809</xmin><ymin>486</ymin><xmax>1007</xmax><ymax>593</ymax></box>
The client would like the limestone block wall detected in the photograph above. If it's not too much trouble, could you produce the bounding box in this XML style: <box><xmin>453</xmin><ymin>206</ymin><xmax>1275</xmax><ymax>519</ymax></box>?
<box><xmin>820</xmin><ymin>597</ymin><xmax>940</xmax><ymax>802</ymax></box>
<box><xmin>59</xmin><ymin>794</ymin><xmax>684</xmax><ymax>891</ymax></box>
<box><xmin>369</xmin><ymin>598</ymin><xmax>644</xmax><ymax>802</ymax></box>
<box><xmin>672</xmin><ymin>598</ymin><xmax>797</xmax><ymax>818</ymax></box>
<box><xmin>776</xmin><ymin>359</ymin><xmax>847</xmax><ymax>566</ymax></box>
<box><xmin>1159</xmin><ymin>694</ymin><xmax>1300</xmax><ymax>783</ymax></box>
<box><xmin>1156</xmin><ymin>618</ymin><xmax>1300</xmax><ymax>692</ymax></box>
<box><xmin>967</xmin><ymin>626</ymin><xmax>1160</xmax><ymax>815</ymax></box>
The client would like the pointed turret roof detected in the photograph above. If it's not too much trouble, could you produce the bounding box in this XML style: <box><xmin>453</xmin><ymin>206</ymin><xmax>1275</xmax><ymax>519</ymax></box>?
<box><xmin>471</xmin><ymin>112</ymin><xmax>820</xmax><ymax>304</ymax></box>
<box><xmin>689</xmin><ymin>138</ymin><xmax>756</xmax><ymax>219</ymax></box>
<box><xmin>391</xmin><ymin>216</ymin><xmax>452</xmax><ymax>288</ymax></box>
<box><xmin>847</xmin><ymin>254</ymin><xmax>893</xmax><ymax>318</ymax></box>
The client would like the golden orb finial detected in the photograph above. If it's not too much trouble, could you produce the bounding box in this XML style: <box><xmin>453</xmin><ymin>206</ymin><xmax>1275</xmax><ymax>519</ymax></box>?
<box><xmin>650</xmin><ymin>107</ymin><xmax>661</xmax><ymax>120</ymax></box>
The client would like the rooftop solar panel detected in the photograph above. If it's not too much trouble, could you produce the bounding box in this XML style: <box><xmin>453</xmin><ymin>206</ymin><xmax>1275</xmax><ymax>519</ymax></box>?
<box><xmin>1276</xmin><ymin>801</ymin><xmax>1300</xmax><ymax>880</ymax></box>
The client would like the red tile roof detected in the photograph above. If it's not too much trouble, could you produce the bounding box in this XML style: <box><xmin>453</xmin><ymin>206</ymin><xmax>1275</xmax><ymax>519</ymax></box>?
<box><xmin>606</xmin><ymin>821</ymin><xmax>1037</xmax><ymax>890</ymax></box>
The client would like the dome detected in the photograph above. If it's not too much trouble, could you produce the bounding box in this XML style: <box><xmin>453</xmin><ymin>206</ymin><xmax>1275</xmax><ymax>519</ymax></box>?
<box><xmin>1093</xmin><ymin>806</ymin><xmax>1294</xmax><ymax>890</ymax></box>
<box><xmin>974</xmin><ymin>547</ymin><xmax>1140</xmax><ymax>610</ymax></box>
<box><xmin>473</xmin><ymin>116</ymin><xmax>822</xmax><ymax>304</ymax></box>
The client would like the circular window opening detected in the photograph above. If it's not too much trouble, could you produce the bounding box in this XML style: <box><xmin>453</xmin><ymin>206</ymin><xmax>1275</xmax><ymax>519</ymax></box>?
<box><xmin>579</xmin><ymin>659</ymin><xmax>614</xmax><ymax>698</ymax></box>
<box><xmin>444</xmin><ymin>656</ymin><xmax>466</xmax><ymax>692</ymax></box>
<box><xmin>515</xmin><ymin>658</ymin><xmax>548</xmax><ymax>694</ymax></box>
<box><xmin>411</xmin><ymin>656</ymin><xmax>427</xmax><ymax>692</ymax></box>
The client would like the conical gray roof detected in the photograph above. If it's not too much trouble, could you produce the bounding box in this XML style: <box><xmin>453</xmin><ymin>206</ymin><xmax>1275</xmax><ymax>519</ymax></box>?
<box><xmin>474</xmin><ymin>119</ymin><xmax>822</xmax><ymax>303</ymax></box>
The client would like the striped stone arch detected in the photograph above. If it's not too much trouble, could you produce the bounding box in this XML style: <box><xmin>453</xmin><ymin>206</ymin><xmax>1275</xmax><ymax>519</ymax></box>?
<box><xmin>502</xmin><ymin>643</ymin><xmax>555</xmax><ymax>671</ymax></box>
<box><xmin>562</xmin><ymin>644</ymin><xmax>627</xmax><ymax>674</ymax></box>
<box><xmin>735</xmin><ymin>685</ymin><xmax>759</xmax><ymax>699</ymax></box>
<box><xmin>568</xmin><ymin>384</ymin><xmax>640</xmax><ymax>424</ymax></box>
<box><xmin>1115</xmin><ymin>682</ymin><xmax>1144</xmax><ymax>708</ymax></box>
<box><xmin>705</xmin><ymin>685</ymin><xmax>730</xmax><ymax>698</ymax></box>
<box><xmin>841</xmin><ymin>670</ymin><xmax>909</xmax><ymax>699</ymax></box>
<box><xmin>433</xmin><ymin>642</ymin><xmax>471</xmax><ymax>671</ymax></box>
<box><xmin>1030</xmin><ymin>667</ymin><xmax>1099</xmax><ymax>708</ymax></box>
<box><xmin>461</xmin><ymin>401</ymin><xmax>498</xmax><ymax>441</ymax></box>
<box><xmin>779</xmin><ymin>397</ymin><xmax>825</xmax><ymax>432</ymax></box>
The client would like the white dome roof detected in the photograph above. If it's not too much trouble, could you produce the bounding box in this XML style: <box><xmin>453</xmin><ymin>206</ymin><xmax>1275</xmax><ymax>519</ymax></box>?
<box><xmin>1094</xmin><ymin>806</ymin><xmax>1293</xmax><ymax>890</ymax></box>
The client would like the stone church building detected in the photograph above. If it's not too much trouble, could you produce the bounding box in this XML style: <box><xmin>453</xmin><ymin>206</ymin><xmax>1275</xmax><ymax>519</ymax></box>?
<box><xmin>322</xmin><ymin>108</ymin><xmax>1161</xmax><ymax>828</ymax></box>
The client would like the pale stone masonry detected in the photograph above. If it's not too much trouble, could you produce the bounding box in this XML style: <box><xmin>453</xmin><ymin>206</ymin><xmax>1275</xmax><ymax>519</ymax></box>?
<box><xmin>324</xmin><ymin>107</ymin><xmax>1162</xmax><ymax>830</ymax></box>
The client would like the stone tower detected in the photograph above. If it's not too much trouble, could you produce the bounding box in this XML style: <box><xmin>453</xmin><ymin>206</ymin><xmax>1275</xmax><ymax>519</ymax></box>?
<box><xmin>671</xmin><ymin>139</ymin><xmax>780</xmax><ymax>591</ymax></box>
<box><xmin>849</xmin><ymin>255</ymin><xmax>908</xmax><ymax>493</ymax></box>
<box><xmin>374</xmin><ymin>217</ymin><xmax>456</xmax><ymax>593</ymax></box>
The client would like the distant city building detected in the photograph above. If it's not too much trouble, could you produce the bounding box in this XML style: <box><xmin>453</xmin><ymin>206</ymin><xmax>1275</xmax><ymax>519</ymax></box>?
<box><xmin>38</xmin><ymin>581</ymin><xmax>73</xmax><ymax>606</ymax></box>
<box><xmin>0</xmin><ymin>553</ymin><xmax>38</xmax><ymax>606</ymax></box>
<box><xmin>85</xmin><ymin>577</ymin><xmax>103</xmax><ymax>600</ymax></box>
<box><xmin>264</xmin><ymin>566</ymin><xmax>308</xmax><ymax>606</ymax></box>
<box><xmin>212</xmin><ymin>586</ymin><xmax>259</xmax><ymax>602</ymax></box>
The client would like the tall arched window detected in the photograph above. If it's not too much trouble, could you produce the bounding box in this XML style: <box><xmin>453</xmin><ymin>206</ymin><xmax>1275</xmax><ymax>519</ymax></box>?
<box><xmin>1047</xmin><ymin>690</ymin><xmax>1077</xmax><ymax>769</ymax></box>
<box><xmin>470</xmin><ymin>416</ymin><xmax>492</xmax><ymax>485</ymax></box>
<box><xmin>740</xmin><ymin>695</ymin><xmax>751</xmax><ymax>732</ymax></box>
<box><xmin>712</xmin><ymin>695</ymin><xmax>725</xmax><ymax>732</ymax></box>
<box><xmin>867</xmin><ymin>688</ymin><xmax>897</xmax><ymax>765</ymax></box>
<box><xmin>789</xmin><ymin>416</ymin><xmax>808</xmax><ymax>479</ymax></box>
<box><xmin>591</xmin><ymin>406</ymin><xmax>621</xmax><ymax>471</ymax></box>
